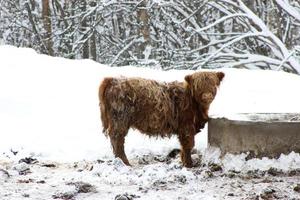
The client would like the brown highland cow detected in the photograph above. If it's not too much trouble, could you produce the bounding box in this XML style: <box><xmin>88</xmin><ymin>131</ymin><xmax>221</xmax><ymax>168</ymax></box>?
<box><xmin>99</xmin><ymin>71</ymin><xmax>224</xmax><ymax>167</ymax></box>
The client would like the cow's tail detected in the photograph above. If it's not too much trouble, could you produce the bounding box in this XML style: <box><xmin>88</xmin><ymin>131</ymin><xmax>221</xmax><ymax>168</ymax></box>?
<box><xmin>99</xmin><ymin>77</ymin><xmax>113</xmax><ymax>136</ymax></box>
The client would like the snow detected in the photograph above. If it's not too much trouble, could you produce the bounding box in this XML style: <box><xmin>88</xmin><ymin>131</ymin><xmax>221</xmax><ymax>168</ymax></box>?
<box><xmin>204</xmin><ymin>148</ymin><xmax>300</xmax><ymax>172</ymax></box>
<box><xmin>218</xmin><ymin>113</ymin><xmax>300</xmax><ymax>122</ymax></box>
<box><xmin>1</xmin><ymin>45</ymin><xmax>300</xmax><ymax>199</ymax></box>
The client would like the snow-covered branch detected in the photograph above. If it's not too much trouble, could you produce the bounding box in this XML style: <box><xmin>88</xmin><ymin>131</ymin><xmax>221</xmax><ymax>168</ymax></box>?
<box><xmin>110</xmin><ymin>36</ymin><xmax>141</xmax><ymax>66</ymax></box>
<box><xmin>274</xmin><ymin>0</ymin><xmax>300</xmax><ymax>22</ymax></box>
<box><xmin>199</xmin><ymin>32</ymin><xmax>266</xmax><ymax>67</ymax></box>
<box><xmin>236</xmin><ymin>0</ymin><xmax>300</xmax><ymax>74</ymax></box>
<box><xmin>189</xmin><ymin>0</ymin><xmax>300</xmax><ymax>74</ymax></box>
<box><xmin>195</xmin><ymin>13</ymin><xmax>248</xmax><ymax>33</ymax></box>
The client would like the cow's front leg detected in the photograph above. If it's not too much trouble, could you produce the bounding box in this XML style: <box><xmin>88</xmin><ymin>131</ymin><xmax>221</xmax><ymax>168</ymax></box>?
<box><xmin>181</xmin><ymin>147</ymin><xmax>193</xmax><ymax>168</ymax></box>
<box><xmin>178</xmin><ymin>130</ymin><xmax>195</xmax><ymax>168</ymax></box>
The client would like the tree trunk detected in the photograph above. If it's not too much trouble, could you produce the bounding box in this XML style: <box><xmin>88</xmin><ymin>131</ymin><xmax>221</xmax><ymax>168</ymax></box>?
<box><xmin>80</xmin><ymin>0</ymin><xmax>89</xmax><ymax>59</ymax></box>
<box><xmin>42</xmin><ymin>0</ymin><xmax>53</xmax><ymax>56</ymax></box>
<box><xmin>25</xmin><ymin>2</ymin><xmax>47</xmax><ymax>54</ymax></box>
<box><xmin>137</xmin><ymin>0</ymin><xmax>150</xmax><ymax>42</ymax></box>
<box><xmin>90</xmin><ymin>30</ymin><xmax>97</xmax><ymax>61</ymax></box>
<box><xmin>137</xmin><ymin>0</ymin><xmax>150</xmax><ymax>59</ymax></box>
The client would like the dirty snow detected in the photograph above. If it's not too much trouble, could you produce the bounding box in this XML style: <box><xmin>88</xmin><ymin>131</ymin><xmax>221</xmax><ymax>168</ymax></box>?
<box><xmin>0</xmin><ymin>46</ymin><xmax>300</xmax><ymax>199</ymax></box>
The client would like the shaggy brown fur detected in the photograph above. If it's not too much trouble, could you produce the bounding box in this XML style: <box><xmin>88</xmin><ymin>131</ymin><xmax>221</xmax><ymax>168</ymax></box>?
<box><xmin>99</xmin><ymin>71</ymin><xmax>224</xmax><ymax>167</ymax></box>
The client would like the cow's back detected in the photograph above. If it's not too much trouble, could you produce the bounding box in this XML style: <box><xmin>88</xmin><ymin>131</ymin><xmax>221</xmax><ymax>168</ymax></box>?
<box><xmin>102</xmin><ymin>77</ymin><xmax>177</xmax><ymax>137</ymax></box>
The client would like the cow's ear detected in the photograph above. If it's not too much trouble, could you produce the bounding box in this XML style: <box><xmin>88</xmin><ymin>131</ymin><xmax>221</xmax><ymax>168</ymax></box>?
<box><xmin>184</xmin><ymin>74</ymin><xmax>192</xmax><ymax>85</ymax></box>
<box><xmin>216</xmin><ymin>72</ymin><xmax>225</xmax><ymax>82</ymax></box>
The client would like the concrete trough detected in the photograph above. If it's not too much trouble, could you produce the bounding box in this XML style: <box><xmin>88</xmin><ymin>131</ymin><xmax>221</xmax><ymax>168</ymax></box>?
<box><xmin>208</xmin><ymin>113</ymin><xmax>300</xmax><ymax>158</ymax></box>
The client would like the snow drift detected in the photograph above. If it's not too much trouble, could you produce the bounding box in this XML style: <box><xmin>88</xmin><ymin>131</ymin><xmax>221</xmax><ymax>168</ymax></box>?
<box><xmin>0</xmin><ymin>45</ymin><xmax>300</xmax><ymax>168</ymax></box>
<box><xmin>1</xmin><ymin>46</ymin><xmax>300</xmax><ymax>200</ymax></box>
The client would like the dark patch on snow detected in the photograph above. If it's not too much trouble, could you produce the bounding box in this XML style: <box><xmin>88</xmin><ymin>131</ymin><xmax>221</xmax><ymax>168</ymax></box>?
<box><xmin>260</xmin><ymin>178</ymin><xmax>275</xmax><ymax>183</ymax></box>
<box><xmin>17</xmin><ymin>167</ymin><xmax>31</xmax><ymax>176</ymax></box>
<box><xmin>267</xmin><ymin>167</ymin><xmax>283</xmax><ymax>176</ymax></box>
<box><xmin>223</xmin><ymin>170</ymin><xmax>240</xmax><ymax>179</ymax></box>
<box><xmin>173</xmin><ymin>175</ymin><xmax>187</xmax><ymax>184</ymax></box>
<box><xmin>137</xmin><ymin>154</ymin><xmax>154</xmax><ymax>165</ymax></box>
<box><xmin>72</xmin><ymin>162</ymin><xmax>94</xmax><ymax>172</ymax></box>
<box><xmin>19</xmin><ymin>157</ymin><xmax>38</xmax><ymax>165</ymax></box>
<box><xmin>209</xmin><ymin>163</ymin><xmax>223</xmax><ymax>172</ymax></box>
<box><xmin>52</xmin><ymin>182</ymin><xmax>96</xmax><ymax>199</ymax></box>
<box><xmin>227</xmin><ymin>193</ymin><xmax>234</xmax><ymax>196</ymax></box>
<box><xmin>96</xmin><ymin>159</ymin><xmax>105</xmax><ymax>164</ymax></box>
<box><xmin>245</xmin><ymin>170</ymin><xmax>266</xmax><ymax>179</ymax></box>
<box><xmin>0</xmin><ymin>168</ymin><xmax>10</xmax><ymax>178</ymax></box>
<box><xmin>115</xmin><ymin>193</ymin><xmax>140</xmax><ymax>200</ymax></box>
<box><xmin>294</xmin><ymin>184</ymin><xmax>300</xmax><ymax>192</ymax></box>
<box><xmin>152</xmin><ymin>180</ymin><xmax>168</xmax><ymax>190</ymax></box>
<box><xmin>204</xmin><ymin>170</ymin><xmax>214</xmax><ymax>178</ymax></box>
<box><xmin>52</xmin><ymin>191</ymin><xmax>76</xmax><ymax>200</ymax></box>
<box><xmin>41</xmin><ymin>163</ymin><xmax>56</xmax><ymax>168</ymax></box>
<box><xmin>169</xmin><ymin>163</ymin><xmax>183</xmax><ymax>171</ymax></box>
<box><xmin>134</xmin><ymin>149</ymin><xmax>200</xmax><ymax>166</ymax></box>
<box><xmin>226</xmin><ymin>173</ymin><xmax>236</xmax><ymax>178</ymax></box>
<box><xmin>191</xmin><ymin>155</ymin><xmax>202</xmax><ymax>167</ymax></box>
<box><xmin>22</xmin><ymin>193</ymin><xmax>30</xmax><ymax>198</ymax></box>
<box><xmin>260</xmin><ymin>188</ymin><xmax>277</xmax><ymax>200</ymax></box>
<box><xmin>167</xmin><ymin>148</ymin><xmax>181</xmax><ymax>159</ymax></box>
<box><xmin>288</xmin><ymin>169</ymin><xmax>300</xmax><ymax>176</ymax></box>
<box><xmin>37</xmin><ymin>180</ymin><xmax>46</xmax><ymax>184</ymax></box>
<box><xmin>136</xmin><ymin>154</ymin><xmax>170</xmax><ymax>165</ymax></box>
<box><xmin>66</xmin><ymin>181</ymin><xmax>97</xmax><ymax>193</ymax></box>
<box><xmin>154</xmin><ymin>155</ymin><xmax>168</xmax><ymax>163</ymax></box>
<box><xmin>17</xmin><ymin>178</ymin><xmax>34</xmax><ymax>184</ymax></box>
<box><xmin>10</xmin><ymin>149</ymin><xmax>18</xmax><ymax>156</ymax></box>
<box><xmin>245</xmin><ymin>151</ymin><xmax>256</xmax><ymax>161</ymax></box>
<box><xmin>193</xmin><ymin>169</ymin><xmax>203</xmax><ymax>176</ymax></box>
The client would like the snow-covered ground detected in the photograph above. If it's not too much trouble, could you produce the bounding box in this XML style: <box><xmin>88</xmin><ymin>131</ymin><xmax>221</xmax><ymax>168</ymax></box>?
<box><xmin>0</xmin><ymin>46</ymin><xmax>300</xmax><ymax>200</ymax></box>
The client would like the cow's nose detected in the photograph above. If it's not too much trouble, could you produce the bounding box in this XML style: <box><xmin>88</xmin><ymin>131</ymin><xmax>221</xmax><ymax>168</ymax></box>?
<box><xmin>202</xmin><ymin>92</ymin><xmax>213</xmax><ymax>103</ymax></box>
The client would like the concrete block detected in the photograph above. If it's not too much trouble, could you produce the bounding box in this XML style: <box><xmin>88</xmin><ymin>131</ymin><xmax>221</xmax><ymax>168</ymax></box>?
<box><xmin>208</xmin><ymin>113</ymin><xmax>300</xmax><ymax>158</ymax></box>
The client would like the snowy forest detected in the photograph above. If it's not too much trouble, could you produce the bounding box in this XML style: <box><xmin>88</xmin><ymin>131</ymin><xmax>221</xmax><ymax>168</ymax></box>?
<box><xmin>1</xmin><ymin>0</ymin><xmax>300</xmax><ymax>73</ymax></box>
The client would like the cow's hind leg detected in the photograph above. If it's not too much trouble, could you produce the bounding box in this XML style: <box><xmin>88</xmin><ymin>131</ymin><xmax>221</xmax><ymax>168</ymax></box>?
<box><xmin>108</xmin><ymin>128</ymin><xmax>130</xmax><ymax>166</ymax></box>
